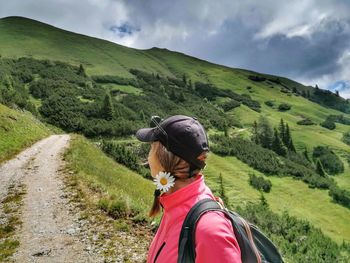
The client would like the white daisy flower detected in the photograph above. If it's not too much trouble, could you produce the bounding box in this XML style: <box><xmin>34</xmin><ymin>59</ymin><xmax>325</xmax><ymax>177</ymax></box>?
<box><xmin>153</xmin><ymin>171</ymin><xmax>175</xmax><ymax>192</ymax></box>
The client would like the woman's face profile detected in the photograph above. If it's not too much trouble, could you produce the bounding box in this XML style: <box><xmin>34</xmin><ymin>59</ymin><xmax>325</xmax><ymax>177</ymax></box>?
<box><xmin>148</xmin><ymin>142</ymin><xmax>164</xmax><ymax>178</ymax></box>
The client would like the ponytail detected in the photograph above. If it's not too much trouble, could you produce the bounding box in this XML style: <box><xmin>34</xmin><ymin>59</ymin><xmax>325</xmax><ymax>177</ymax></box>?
<box><xmin>149</xmin><ymin>189</ymin><xmax>161</xmax><ymax>217</ymax></box>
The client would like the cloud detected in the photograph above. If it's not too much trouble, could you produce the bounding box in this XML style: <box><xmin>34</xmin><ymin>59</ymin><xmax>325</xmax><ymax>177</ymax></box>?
<box><xmin>0</xmin><ymin>0</ymin><xmax>349</xmax><ymax>98</ymax></box>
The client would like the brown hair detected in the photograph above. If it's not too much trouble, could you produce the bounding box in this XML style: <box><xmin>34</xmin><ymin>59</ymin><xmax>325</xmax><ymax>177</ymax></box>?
<box><xmin>149</xmin><ymin>141</ymin><xmax>208</xmax><ymax>217</ymax></box>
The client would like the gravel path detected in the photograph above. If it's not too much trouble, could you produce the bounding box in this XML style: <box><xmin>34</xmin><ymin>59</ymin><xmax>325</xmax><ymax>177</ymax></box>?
<box><xmin>0</xmin><ymin>134</ymin><xmax>100</xmax><ymax>263</ymax></box>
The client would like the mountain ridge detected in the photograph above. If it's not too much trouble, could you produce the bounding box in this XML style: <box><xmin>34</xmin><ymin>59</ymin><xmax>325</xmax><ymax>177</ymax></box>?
<box><xmin>0</xmin><ymin>16</ymin><xmax>327</xmax><ymax>94</ymax></box>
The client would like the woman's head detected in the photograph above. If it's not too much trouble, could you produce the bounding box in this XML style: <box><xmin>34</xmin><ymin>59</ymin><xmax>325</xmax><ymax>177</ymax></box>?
<box><xmin>135</xmin><ymin>115</ymin><xmax>210</xmax><ymax>217</ymax></box>
<box><xmin>137</xmin><ymin>115</ymin><xmax>209</xmax><ymax>172</ymax></box>
<box><xmin>148</xmin><ymin>141</ymin><xmax>207</xmax><ymax>179</ymax></box>
<box><xmin>147</xmin><ymin>140</ymin><xmax>208</xmax><ymax>217</ymax></box>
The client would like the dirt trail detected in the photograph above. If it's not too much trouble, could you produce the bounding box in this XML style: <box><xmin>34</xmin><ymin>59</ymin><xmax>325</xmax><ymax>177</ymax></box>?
<box><xmin>0</xmin><ymin>134</ymin><xmax>100</xmax><ymax>262</ymax></box>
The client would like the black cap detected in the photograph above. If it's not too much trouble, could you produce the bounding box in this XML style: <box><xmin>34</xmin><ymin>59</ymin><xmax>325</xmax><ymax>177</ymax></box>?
<box><xmin>135</xmin><ymin>115</ymin><xmax>209</xmax><ymax>172</ymax></box>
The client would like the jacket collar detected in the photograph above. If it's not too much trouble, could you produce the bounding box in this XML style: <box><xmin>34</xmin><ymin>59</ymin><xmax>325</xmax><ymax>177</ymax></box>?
<box><xmin>159</xmin><ymin>172</ymin><xmax>208</xmax><ymax>213</ymax></box>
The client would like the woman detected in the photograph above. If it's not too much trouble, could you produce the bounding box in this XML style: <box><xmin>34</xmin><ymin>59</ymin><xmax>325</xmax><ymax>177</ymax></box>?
<box><xmin>136</xmin><ymin>115</ymin><xmax>241</xmax><ymax>263</ymax></box>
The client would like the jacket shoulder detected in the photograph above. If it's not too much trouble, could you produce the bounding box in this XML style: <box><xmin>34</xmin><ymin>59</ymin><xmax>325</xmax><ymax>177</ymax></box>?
<box><xmin>194</xmin><ymin>210</ymin><xmax>242</xmax><ymax>262</ymax></box>
<box><xmin>195</xmin><ymin>210</ymin><xmax>234</xmax><ymax>236</ymax></box>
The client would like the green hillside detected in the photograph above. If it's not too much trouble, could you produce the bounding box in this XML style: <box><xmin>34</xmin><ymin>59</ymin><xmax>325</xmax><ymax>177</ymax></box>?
<box><xmin>0</xmin><ymin>15</ymin><xmax>349</xmax><ymax>254</ymax></box>
<box><xmin>0</xmin><ymin>103</ymin><xmax>51</xmax><ymax>163</ymax></box>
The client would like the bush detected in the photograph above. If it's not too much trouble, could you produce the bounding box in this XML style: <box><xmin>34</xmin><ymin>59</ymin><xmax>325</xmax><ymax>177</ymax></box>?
<box><xmin>312</xmin><ymin>146</ymin><xmax>344</xmax><ymax>175</ymax></box>
<box><xmin>220</xmin><ymin>99</ymin><xmax>241</xmax><ymax>111</ymax></box>
<box><xmin>249</xmin><ymin>173</ymin><xmax>272</xmax><ymax>193</ymax></box>
<box><xmin>98</xmin><ymin>198</ymin><xmax>109</xmax><ymax>212</ymax></box>
<box><xmin>264</xmin><ymin>100</ymin><xmax>275</xmax><ymax>107</ymax></box>
<box><xmin>297</xmin><ymin>118</ymin><xmax>315</xmax><ymax>125</ymax></box>
<box><xmin>329</xmin><ymin>185</ymin><xmax>350</xmax><ymax>208</ymax></box>
<box><xmin>321</xmin><ymin>117</ymin><xmax>336</xmax><ymax>130</ymax></box>
<box><xmin>108</xmin><ymin>200</ymin><xmax>128</xmax><ymax>219</ymax></box>
<box><xmin>248</xmin><ymin>75</ymin><xmax>266</xmax><ymax>82</ymax></box>
<box><xmin>278</xmin><ymin>103</ymin><xmax>291</xmax><ymax>111</ymax></box>
<box><xmin>98</xmin><ymin>198</ymin><xmax>130</xmax><ymax>219</ymax></box>
<box><xmin>342</xmin><ymin>131</ymin><xmax>350</xmax><ymax>146</ymax></box>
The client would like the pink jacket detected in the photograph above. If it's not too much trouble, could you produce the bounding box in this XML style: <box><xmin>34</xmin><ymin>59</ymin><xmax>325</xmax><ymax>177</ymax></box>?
<box><xmin>147</xmin><ymin>173</ymin><xmax>242</xmax><ymax>263</ymax></box>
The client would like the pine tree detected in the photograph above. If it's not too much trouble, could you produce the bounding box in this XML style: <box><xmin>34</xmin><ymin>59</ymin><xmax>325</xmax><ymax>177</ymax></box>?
<box><xmin>182</xmin><ymin>74</ymin><xmax>187</xmax><ymax>86</ymax></box>
<box><xmin>259</xmin><ymin>193</ymin><xmax>268</xmax><ymax>207</ymax></box>
<box><xmin>169</xmin><ymin>89</ymin><xmax>177</xmax><ymax>101</ymax></box>
<box><xmin>101</xmin><ymin>93</ymin><xmax>114</xmax><ymax>121</ymax></box>
<box><xmin>307</xmin><ymin>90</ymin><xmax>310</xmax><ymax>98</ymax></box>
<box><xmin>285</xmin><ymin>123</ymin><xmax>296</xmax><ymax>152</ymax></box>
<box><xmin>188</xmin><ymin>79</ymin><xmax>193</xmax><ymax>90</ymax></box>
<box><xmin>251</xmin><ymin>120</ymin><xmax>259</xmax><ymax>144</ymax></box>
<box><xmin>178</xmin><ymin>91</ymin><xmax>186</xmax><ymax>102</ymax></box>
<box><xmin>140</xmin><ymin>110</ymin><xmax>146</xmax><ymax>121</ymax></box>
<box><xmin>303</xmin><ymin>147</ymin><xmax>311</xmax><ymax>162</ymax></box>
<box><xmin>316</xmin><ymin>159</ymin><xmax>326</xmax><ymax>177</ymax></box>
<box><xmin>78</xmin><ymin>64</ymin><xmax>86</xmax><ymax>77</ymax></box>
<box><xmin>278</xmin><ymin>118</ymin><xmax>285</xmax><ymax>143</ymax></box>
<box><xmin>272</xmin><ymin>128</ymin><xmax>287</xmax><ymax>156</ymax></box>
<box><xmin>223</xmin><ymin>121</ymin><xmax>229</xmax><ymax>137</ymax></box>
<box><xmin>258</xmin><ymin>115</ymin><xmax>273</xmax><ymax>149</ymax></box>
<box><xmin>288</xmin><ymin>137</ymin><xmax>296</xmax><ymax>152</ymax></box>
<box><xmin>283</xmin><ymin>123</ymin><xmax>291</xmax><ymax>147</ymax></box>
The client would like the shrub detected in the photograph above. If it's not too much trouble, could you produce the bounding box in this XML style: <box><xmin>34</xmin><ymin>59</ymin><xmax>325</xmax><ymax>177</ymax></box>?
<box><xmin>98</xmin><ymin>198</ymin><xmax>109</xmax><ymax>212</ymax></box>
<box><xmin>108</xmin><ymin>200</ymin><xmax>128</xmax><ymax>219</ymax></box>
<box><xmin>249</xmin><ymin>173</ymin><xmax>272</xmax><ymax>193</ymax></box>
<box><xmin>321</xmin><ymin>117</ymin><xmax>336</xmax><ymax>130</ymax></box>
<box><xmin>342</xmin><ymin>131</ymin><xmax>350</xmax><ymax>146</ymax></box>
<box><xmin>329</xmin><ymin>185</ymin><xmax>350</xmax><ymax>208</ymax></box>
<box><xmin>220</xmin><ymin>99</ymin><xmax>241</xmax><ymax>111</ymax></box>
<box><xmin>297</xmin><ymin>118</ymin><xmax>315</xmax><ymax>125</ymax></box>
<box><xmin>248</xmin><ymin>75</ymin><xmax>266</xmax><ymax>82</ymax></box>
<box><xmin>278</xmin><ymin>103</ymin><xmax>291</xmax><ymax>111</ymax></box>
<box><xmin>98</xmin><ymin>198</ymin><xmax>130</xmax><ymax>219</ymax></box>
<box><xmin>264</xmin><ymin>100</ymin><xmax>275</xmax><ymax>107</ymax></box>
<box><xmin>312</xmin><ymin>146</ymin><xmax>344</xmax><ymax>175</ymax></box>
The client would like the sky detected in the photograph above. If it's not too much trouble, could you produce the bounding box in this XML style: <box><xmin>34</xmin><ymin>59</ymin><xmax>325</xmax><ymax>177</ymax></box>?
<box><xmin>1</xmin><ymin>0</ymin><xmax>350</xmax><ymax>98</ymax></box>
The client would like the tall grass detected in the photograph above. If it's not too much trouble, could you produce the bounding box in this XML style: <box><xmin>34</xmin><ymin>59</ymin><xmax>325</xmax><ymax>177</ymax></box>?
<box><xmin>63</xmin><ymin>134</ymin><xmax>154</xmax><ymax>217</ymax></box>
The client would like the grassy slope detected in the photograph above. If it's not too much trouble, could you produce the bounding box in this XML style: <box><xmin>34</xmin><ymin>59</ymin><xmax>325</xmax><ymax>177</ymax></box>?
<box><xmin>0</xmin><ymin>104</ymin><xmax>52</xmax><ymax>163</ymax></box>
<box><xmin>0</xmin><ymin>16</ymin><xmax>173</xmax><ymax>77</ymax></box>
<box><xmin>64</xmin><ymin>134</ymin><xmax>155</xmax><ymax>216</ymax></box>
<box><xmin>1</xmin><ymin>16</ymin><xmax>349</xmax><ymax>243</ymax></box>
<box><xmin>204</xmin><ymin>153</ymin><xmax>350</xmax><ymax>244</ymax></box>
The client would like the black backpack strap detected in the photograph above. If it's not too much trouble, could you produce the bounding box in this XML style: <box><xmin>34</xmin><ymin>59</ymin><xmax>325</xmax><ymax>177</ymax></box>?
<box><xmin>177</xmin><ymin>198</ymin><xmax>223</xmax><ymax>263</ymax></box>
<box><xmin>178</xmin><ymin>198</ymin><xmax>284</xmax><ymax>263</ymax></box>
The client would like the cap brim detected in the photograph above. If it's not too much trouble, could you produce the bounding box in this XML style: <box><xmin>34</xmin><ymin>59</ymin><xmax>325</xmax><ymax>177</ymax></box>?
<box><xmin>135</xmin><ymin>127</ymin><xmax>158</xmax><ymax>142</ymax></box>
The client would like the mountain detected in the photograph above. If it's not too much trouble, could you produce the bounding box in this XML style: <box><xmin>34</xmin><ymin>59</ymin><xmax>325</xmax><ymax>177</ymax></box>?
<box><xmin>0</xmin><ymin>15</ymin><xmax>350</xmax><ymax>255</ymax></box>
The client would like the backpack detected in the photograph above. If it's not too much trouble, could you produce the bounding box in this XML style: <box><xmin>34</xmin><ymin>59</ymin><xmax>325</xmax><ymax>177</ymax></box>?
<box><xmin>177</xmin><ymin>198</ymin><xmax>284</xmax><ymax>263</ymax></box>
